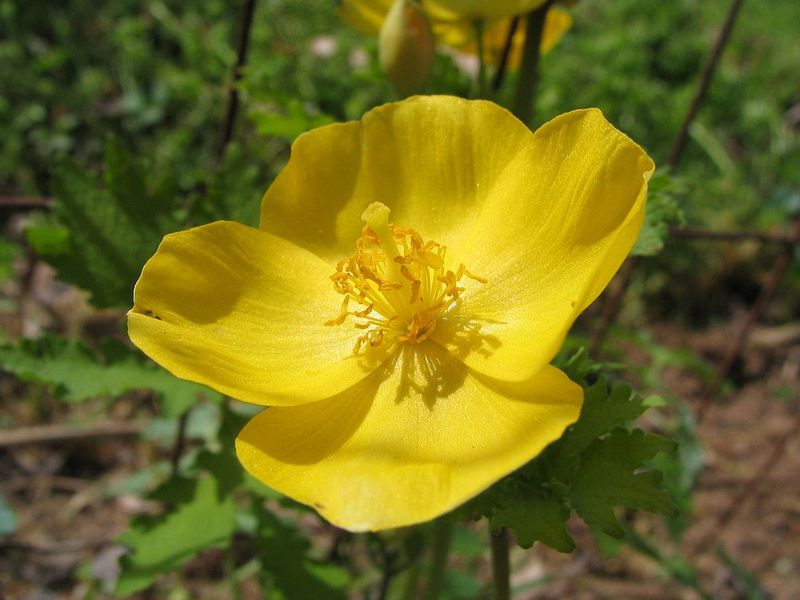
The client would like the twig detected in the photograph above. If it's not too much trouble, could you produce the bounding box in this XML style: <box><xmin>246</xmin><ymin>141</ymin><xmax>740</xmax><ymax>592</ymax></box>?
<box><xmin>0</xmin><ymin>196</ymin><xmax>52</xmax><ymax>209</ymax></box>
<box><xmin>669</xmin><ymin>226</ymin><xmax>796</xmax><ymax>246</ymax></box>
<box><xmin>694</xmin><ymin>218</ymin><xmax>800</xmax><ymax>422</ymax></box>
<box><xmin>589</xmin><ymin>256</ymin><xmax>640</xmax><ymax>355</ymax></box>
<box><xmin>491</xmin><ymin>16</ymin><xmax>520</xmax><ymax>92</ymax></box>
<box><xmin>0</xmin><ymin>421</ymin><xmax>146</xmax><ymax>448</ymax></box>
<box><xmin>667</xmin><ymin>0</ymin><xmax>746</xmax><ymax>167</ymax></box>
<box><xmin>216</xmin><ymin>0</ymin><xmax>257</xmax><ymax>162</ymax></box>
<box><xmin>0</xmin><ymin>538</ymin><xmax>111</xmax><ymax>554</ymax></box>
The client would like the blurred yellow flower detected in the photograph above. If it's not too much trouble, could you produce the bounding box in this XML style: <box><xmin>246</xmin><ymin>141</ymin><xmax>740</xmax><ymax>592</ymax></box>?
<box><xmin>128</xmin><ymin>96</ymin><xmax>654</xmax><ymax>531</ymax></box>
<box><xmin>341</xmin><ymin>0</ymin><xmax>572</xmax><ymax>70</ymax></box>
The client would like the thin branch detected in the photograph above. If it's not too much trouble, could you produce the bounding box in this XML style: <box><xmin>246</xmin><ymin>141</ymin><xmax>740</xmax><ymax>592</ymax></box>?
<box><xmin>216</xmin><ymin>0</ymin><xmax>257</xmax><ymax>162</ymax></box>
<box><xmin>667</xmin><ymin>0</ymin><xmax>746</xmax><ymax>167</ymax></box>
<box><xmin>694</xmin><ymin>218</ymin><xmax>800</xmax><ymax>422</ymax></box>
<box><xmin>0</xmin><ymin>421</ymin><xmax>146</xmax><ymax>448</ymax></box>
<box><xmin>669</xmin><ymin>226</ymin><xmax>796</xmax><ymax>246</ymax></box>
<box><xmin>590</xmin><ymin>257</ymin><xmax>640</xmax><ymax>355</ymax></box>
<box><xmin>491</xmin><ymin>16</ymin><xmax>520</xmax><ymax>92</ymax></box>
<box><xmin>0</xmin><ymin>196</ymin><xmax>52</xmax><ymax>209</ymax></box>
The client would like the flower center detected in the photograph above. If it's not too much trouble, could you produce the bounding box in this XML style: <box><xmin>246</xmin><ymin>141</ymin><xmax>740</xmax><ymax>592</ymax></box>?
<box><xmin>325</xmin><ymin>202</ymin><xmax>486</xmax><ymax>355</ymax></box>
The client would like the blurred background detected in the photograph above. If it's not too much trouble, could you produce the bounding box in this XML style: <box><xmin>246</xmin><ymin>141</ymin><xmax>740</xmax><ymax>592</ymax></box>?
<box><xmin>1</xmin><ymin>0</ymin><xmax>799</xmax><ymax>598</ymax></box>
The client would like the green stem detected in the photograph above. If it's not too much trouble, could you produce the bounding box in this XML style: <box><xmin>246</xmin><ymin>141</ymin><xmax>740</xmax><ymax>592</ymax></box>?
<box><xmin>511</xmin><ymin>0</ymin><xmax>554</xmax><ymax>123</ymax></box>
<box><xmin>490</xmin><ymin>528</ymin><xmax>511</xmax><ymax>600</ymax></box>
<box><xmin>422</xmin><ymin>519</ymin><xmax>453</xmax><ymax>600</ymax></box>
<box><xmin>475</xmin><ymin>19</ymin><xmax>487</xmax><ymax>98</ymax></box>
<box><xmin>399</xmin><ymin>561</ymin><xmax>422</xmax><ymax>600</ymax></box>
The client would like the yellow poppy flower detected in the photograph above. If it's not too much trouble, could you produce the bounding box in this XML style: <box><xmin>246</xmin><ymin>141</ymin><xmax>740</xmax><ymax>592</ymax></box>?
<box><xmin>340</xmin><ymin>0</ymin><xmax>572</xmax><ymax>66</ymax></box>
<box><xmin>128</xmin><ymin>96</ymin><xmax>654</xmax><ymax>531</ymax></box>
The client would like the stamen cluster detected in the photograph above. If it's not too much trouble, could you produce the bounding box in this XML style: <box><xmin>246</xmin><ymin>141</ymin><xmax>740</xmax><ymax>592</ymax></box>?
<box><xmin>326</xmin><ymin>219</ymin><xmax>485</xmax><ymax>355</ymax></box>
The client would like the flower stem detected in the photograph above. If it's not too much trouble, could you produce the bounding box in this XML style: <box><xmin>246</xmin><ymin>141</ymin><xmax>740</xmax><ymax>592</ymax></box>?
<box><xmin>511</xmin><ymin>0</ymin><xmax>554</xmax><ymax>123</ymax></box>
<box><xmin>422</xmin><ymin>519</ymin><xmax>453</xmax><ymax>600</ymax></box>
<box><xmin>490</xmin><ymin>528</ymin><xmax>511</xmax><ymax>600</ymax></box>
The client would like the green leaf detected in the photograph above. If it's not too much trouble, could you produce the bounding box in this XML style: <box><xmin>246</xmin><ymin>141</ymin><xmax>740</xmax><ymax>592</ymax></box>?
<box><xmin>256</xmin><ymin>509</ymin><xmax>348</xmax><ymax>600</ymax></box>
<box><xmin>490</xmin><ymin>490</ymin><xmax>574</xmax><ymax>553</ymax></box>
<box><xmin>115</xmin><ymin>475</ymin><xmax>237</xmax><ymax>596</ymax></box>
<box><xmin>632</xmin><ymin>169</ymin><xmax>686</xmax><ymax>257</ymax></box>
<box><xmin>570</xmin><ymin>428</ymin><xmax>679</xmax><ymax>538</ymax></box>
<box><xmin>28</xmin><ymin>137</ymin><xmax>185</xmax><ymax>308</ymax></box>
<box><xmin>563</xmin><ymin>379</ymin><xmax>650</xmax><ymax>455</ymax></box>
<box><xmin>0</xmin><ymin>335</ymin><xmax>219</xmax><ymax>417</ymax></box>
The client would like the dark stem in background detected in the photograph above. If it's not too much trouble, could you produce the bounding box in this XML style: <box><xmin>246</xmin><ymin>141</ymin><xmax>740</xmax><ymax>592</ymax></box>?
<box><xmin>510</xmin><ymin>0</ymin><xmax>554</xmax><ymax>123</ymax></box>
<box><xmin>491</xmin><ymin>16</ymin><xmax>520</xmax><ymax>92</ymax></box>
<box><xmin>694</xmin><ymin>217</ymin><xmax>800</xmax><ymax>422</ymax></box>
<box><xmin>667</xmin><ymin>0</ymin><xmax>746</xmax><ymax>167</ymax></box>
<box><xmin>171</xmin><ymin>410</ymin><xmax>190</xmax><ymax>476</ymax></box>
<box><xmin>216</xmin><ymin>0</ymin><xmax>258</xmax><ymax>162</ymax></box>
<box><xmin>490</xmin><ymin>528</ymin><xmax>511</xmax><ymax>600</ymax></box>
<box><xmin>589</xmin><ymin>0</ymin><xmax>746</xmax><ymax>352</ymax></box>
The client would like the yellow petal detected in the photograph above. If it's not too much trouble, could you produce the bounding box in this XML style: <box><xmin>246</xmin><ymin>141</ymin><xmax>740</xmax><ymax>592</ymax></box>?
<box><xmin>433</xmin><ymin>108</ymin><xmax>654</xmax><ymax>381</ymax></box>
<box><xmin>260</xmin><ymin>96</ymin><xmax>533</xmax><ymax>263</ymax></box>
<box><xmin>236</xmin><ymin>343</ymin><xmax>581</xmax><ymax>531</ymax></box>
<box><xmin>128</xmin><ymin>221</ymin><xmax>388</xmax><ymax>406</ymax></box>
<box><xmin>339</xmin><ymin>0</ymin><xmax>394</xmax><ymax>37</ymax></box>
<box><xmin>425</xmin><ymin>0</ymin><xmax>548</xmax><ymax>21</ymax></box>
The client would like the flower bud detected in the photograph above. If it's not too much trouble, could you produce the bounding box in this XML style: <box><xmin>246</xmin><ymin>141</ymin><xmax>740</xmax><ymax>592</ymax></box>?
<box><xmin>378</xmin><ymin>0</ymin><xmax>435</xmax><ymax>96</ymax></box>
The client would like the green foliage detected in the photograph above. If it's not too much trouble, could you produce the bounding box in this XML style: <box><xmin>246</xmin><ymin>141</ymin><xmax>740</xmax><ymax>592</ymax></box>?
<box><xmin>249</xmin><ymin>98</ymin><xmax>335</xmax><ymax>141</ymax></box>
<box><xmin>256</xmin><ymin>510</ymin><xmax>349</xmax><ymax>600</ymax></box>
<box><xmin>0</xmin><ymin>335</ymin><xmax>219</xmax><ymax>417</ymax></box>
<box><xmin>632</xmin><ymin>169</ymin><xmax>686</xmax><ymax>257</ymax></box>
<box><xmin>570</xmin><ymin>428</ymin><xmax>678</xmax><ymax>537</ymax></box>
<box><xmin>465</xmin><ymin>355</ymin><xmax>678</xmax><ymax>552</ymax></box>
<box><xmin>192</xmin><ymin>143</ymin><xmax>264</xmax><ymax>228</ymax></box>
<box><xmin>27</xmin><ymin>137</ymin><xmax>186</xmax><ymax>308</ymax></box>
<box><xmin>115</xmin><ymin>475</ymin><xmax>238</xmax><ymax>596</ymax></box>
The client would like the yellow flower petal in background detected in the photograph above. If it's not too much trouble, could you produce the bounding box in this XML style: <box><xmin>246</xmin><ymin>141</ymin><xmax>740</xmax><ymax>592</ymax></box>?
<box><xmin>236</xmin><ymin>343</ymin><xmax>581</xmax><ymax>531</ymax></box>
<box><xmin>340</xmin><ymin>0</ymin><xmax>571</xmax><ymax>71</ymax></box>
<box><xmin>424</xmin><ymin>0</ymin><xmax>548</xmax><ymax>21</ymax></box>
<box><xmin>434</xmin><ymin>108</ymin><xmax>654</xmax><ymax>381</ymax></box>
<box><xmin>340</xmin><ymin>0</ymin><xmax>393</xmax><ymax>37</ymax></box>
<box><xmin>438</xmin><ymin>6</ymin><xmax>572</xmax><ymax>66</ymax></box>
<box><xmin>128</xmin><ymin>221</ymin><xmax>388</xmax><ymax>406</ymax></box>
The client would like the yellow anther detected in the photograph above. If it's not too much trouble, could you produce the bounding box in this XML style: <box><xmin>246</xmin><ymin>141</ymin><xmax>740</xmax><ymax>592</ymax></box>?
<box><xmin>327</xmin><ymin>205</ymin><xmax>486</xmax><ymax>354</ymax></box>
